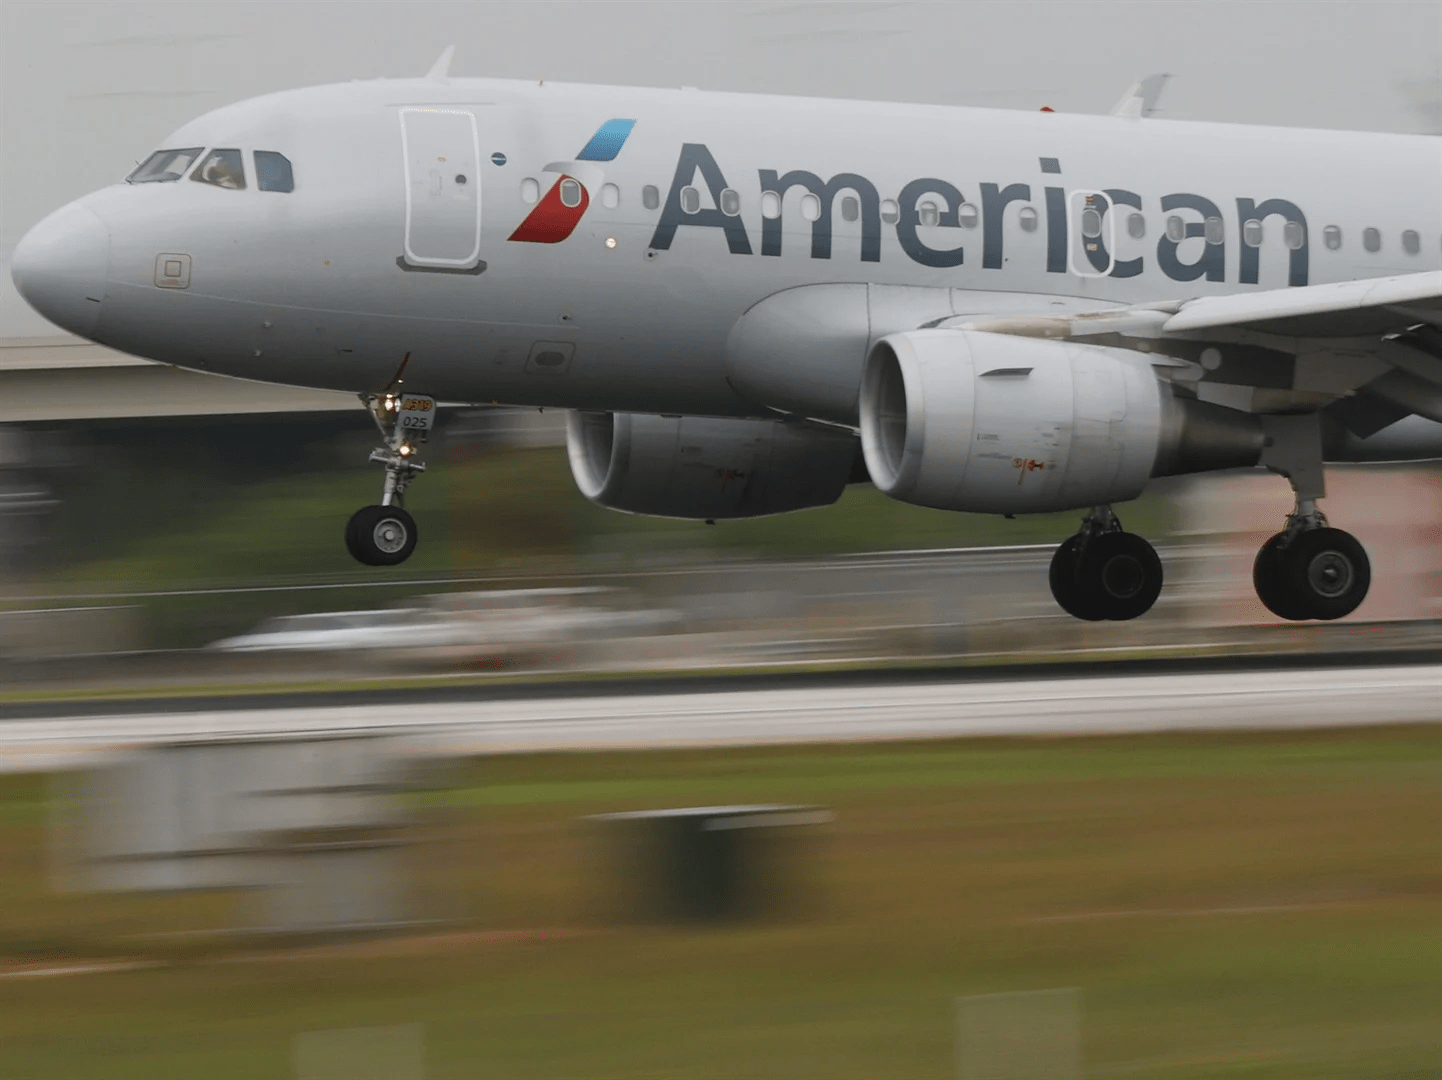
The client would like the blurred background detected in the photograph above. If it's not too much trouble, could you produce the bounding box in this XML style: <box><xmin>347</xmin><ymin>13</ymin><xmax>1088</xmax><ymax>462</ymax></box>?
<box><xmin>3</xmin><ymin>0</ymin><xmax>1442</xmax><ymax>692</ymax></box>
<box><xmin>2</xmin><ymin>3</ymin><xmax>1441</xmax><ymax>1078</ymax></box>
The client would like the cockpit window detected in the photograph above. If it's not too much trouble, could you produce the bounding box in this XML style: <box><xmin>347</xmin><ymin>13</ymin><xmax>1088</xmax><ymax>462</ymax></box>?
<box><xmin>255</xmin><ymin>151</ymin><xmax>295</xmax><ymax>193</ymax></box>
<box><xmin>191</xmin><ymin>148</ymin><xmax>246</xmax><ymax>189</ymax></box>
<box><xmin>127</xmin><ymin>147</ymin><xmax>204</xmax><ymax>184</ymax></box>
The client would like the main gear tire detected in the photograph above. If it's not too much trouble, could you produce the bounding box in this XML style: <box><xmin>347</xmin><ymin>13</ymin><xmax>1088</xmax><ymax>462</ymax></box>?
<box><xmin>1253</xmin><ymin>532</ymin><xmax>1304</xmax><ymax>621</ymax></box>
<box><xmin>1276</xmin><ymin>528</ymin><xmax>1369</xmax><ymax>621</ymax></box>
<box><xmin>1049</xmin><ymin>535</ymin><xmax>1104</xmax><ymax>621</ymax></box>
<box><xmin>1074</xmin><ymin>531</ymin><xmax>1164</xmax><ymax>622</ymax></box>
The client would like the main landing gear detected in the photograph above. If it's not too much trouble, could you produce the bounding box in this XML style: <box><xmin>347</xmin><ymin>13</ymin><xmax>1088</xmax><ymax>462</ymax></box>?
<box><xmin>1048</xmin><ymin>506</ymin><xmax>1164</xmax><ymax>622</ymax></box>
<box><xmin>1251</xmin><ymin>413</ymin><xmax>1369</xmax><ymax>621</ymax></box>
<box><xmin>1252</xmin><ymin>516</ymin><xmax>1370</xmax><ymax>622</ymax></box>
<box><xmin>346</xmin><ymin>387</ymin><xmax>435</xmax><ymax>567</ymax></box>
<box><xmin>1045</xmin><ymin>416</ymin><xmax>1372</xmax><ymax>624</ymax></box>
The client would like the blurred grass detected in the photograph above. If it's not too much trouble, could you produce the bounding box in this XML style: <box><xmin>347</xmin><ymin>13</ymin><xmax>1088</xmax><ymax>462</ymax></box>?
<box><xmin>57</xmin><ymin>443</ymin><xmax>1175</xmax><ymax>581</ymax></box>
<box><xmin>27</xmin><ymin>430</ymin><xmax>1174</xmax><ymax>648</ymax></box>
<box><xmin>2</xmin><ymin>726</ymin><xmax>1440</xmax><ymax>1078</ymax></box>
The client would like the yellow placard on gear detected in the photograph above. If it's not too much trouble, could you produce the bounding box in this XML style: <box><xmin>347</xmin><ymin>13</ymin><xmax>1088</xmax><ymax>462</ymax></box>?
<box><xmin>397</xmin><ymin>394</ymin><xmax>436</xmax><ymax>432</ymax></box>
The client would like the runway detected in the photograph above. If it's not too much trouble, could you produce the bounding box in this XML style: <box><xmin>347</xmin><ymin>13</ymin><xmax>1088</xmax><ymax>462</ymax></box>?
<box><xmin>1</xmin><ymin>663</ymin><xmax>1438</xmax><ymax>771</ymax></box>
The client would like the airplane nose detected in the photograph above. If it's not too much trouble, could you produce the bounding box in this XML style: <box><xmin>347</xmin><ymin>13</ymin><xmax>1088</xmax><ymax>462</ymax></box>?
<box><xmin>11</xmin><ymin>201</ymin><xmax>111</xmax><ymax>339</ymax></box>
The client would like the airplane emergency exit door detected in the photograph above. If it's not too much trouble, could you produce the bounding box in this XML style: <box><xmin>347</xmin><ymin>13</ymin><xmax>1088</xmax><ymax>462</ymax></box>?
<box><xmin>401</xmin><ymin>109</ymin><xmax>482</xmax><ymax>269</ymax></box>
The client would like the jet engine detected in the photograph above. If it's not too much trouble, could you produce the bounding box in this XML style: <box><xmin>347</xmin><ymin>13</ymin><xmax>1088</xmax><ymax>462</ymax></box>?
<box><xmin>858</xmin><ymin>329</ymin><xmax>1265</xmax><ymax>515</ymax></box>
<box><xmin>566</xmin><ymin>411</ymin><xmax>860</xmax><ymax>519</ymax></box>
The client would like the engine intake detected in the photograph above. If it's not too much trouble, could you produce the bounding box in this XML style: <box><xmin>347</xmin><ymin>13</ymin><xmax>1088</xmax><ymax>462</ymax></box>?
<box><xmin>859</xmin><ymin>329</ymin><xmax>1264</xmax><ymax>514</ymax></box>
<box><xmin>567</xmin><ymin>411</ymin><xmax>859</xmax><ymax>519</ymax></box>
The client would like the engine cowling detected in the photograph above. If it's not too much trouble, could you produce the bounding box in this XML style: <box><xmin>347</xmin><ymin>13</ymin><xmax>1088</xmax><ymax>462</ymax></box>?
<box><xmin>566</xmin><ymin>411</ymin><xmax>859</xmax><ymax>519</ymax></box>
<box><xmin>858</xmin><ymin>329</ymin><xmax>1265</xmax><ymax>515</ymax></box>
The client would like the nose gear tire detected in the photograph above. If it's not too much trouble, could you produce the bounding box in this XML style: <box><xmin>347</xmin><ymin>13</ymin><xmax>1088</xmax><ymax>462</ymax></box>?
<box><xmin>346</xmin><ymin>505</ymin><xmax>418</xmax><ymax>566</ymax></box>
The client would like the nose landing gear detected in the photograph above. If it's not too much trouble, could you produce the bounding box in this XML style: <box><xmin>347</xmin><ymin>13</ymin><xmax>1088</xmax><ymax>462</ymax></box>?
<box><xmin>346</xmin><ymin>389</ymin><xmax>434</xmax><ymax>567</ymax></box>
<box><xmin>1049</xmin><ymin>505</ymin><xmax>1164</xmax><ymax>621</ymax></box>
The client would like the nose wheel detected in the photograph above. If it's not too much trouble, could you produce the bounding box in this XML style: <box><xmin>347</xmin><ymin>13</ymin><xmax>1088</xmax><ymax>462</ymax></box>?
<box><xmin>1049</xmin><ymin>507</ymin><xmax>1164</xmax><ymax>621</ymax></box>
<box><xmin>347</xmin><ymin>382</ymin><xmax>434</xmax><ymax>568</ymax></box>
<box><xmin>346</xmin><ymin>504</ymin><xmax>418</xmax><ymax>567</ymax></box>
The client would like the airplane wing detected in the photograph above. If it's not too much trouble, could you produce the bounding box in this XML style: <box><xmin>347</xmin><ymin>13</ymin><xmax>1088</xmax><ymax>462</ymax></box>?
<box><xmin>1161</xmin><ymin>270</ymin><xmax>1442</xmax><ymax>337</ymax></box>
<box><xmin>950</xmin><ymin>270</ymin><xmax>1442</xmax><ymax>426</ymax></box>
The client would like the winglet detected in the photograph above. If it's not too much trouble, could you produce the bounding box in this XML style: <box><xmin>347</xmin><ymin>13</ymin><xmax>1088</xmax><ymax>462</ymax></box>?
<box><xmin>1110</xmin><ymin>73</ymin><xmax>1170</xmax><ymax>118</ymax></box>
<box><xmin>426</xmin><ymin>45</ymin><xmax>455</xmax><ymax>82</ymax></box>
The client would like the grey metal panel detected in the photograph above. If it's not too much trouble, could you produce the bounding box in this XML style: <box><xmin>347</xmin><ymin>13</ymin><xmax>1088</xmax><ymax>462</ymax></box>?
<box><xmin>0</xmin><ymin>363</ymin><xmax>357</xmax><ymax>420</ymax></box>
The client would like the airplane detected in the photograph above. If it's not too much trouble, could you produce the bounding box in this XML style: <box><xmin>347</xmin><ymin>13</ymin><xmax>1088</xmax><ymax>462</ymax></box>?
<box><xmin>10</xmin><ymin>52</ymin><xmax>1442</xmax><ymax>624</ymax></box>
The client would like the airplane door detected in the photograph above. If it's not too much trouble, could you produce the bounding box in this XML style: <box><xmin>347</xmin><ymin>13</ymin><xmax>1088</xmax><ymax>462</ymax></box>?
<box><xmin>1067</xmin><ymin>190</ymin><xmax>1115</xmax><ymax>278</ymax></box>
<box><xmin>401</xmin><ymin>108</ymin><xmax>482</xmax><ymax>269</ymax></box>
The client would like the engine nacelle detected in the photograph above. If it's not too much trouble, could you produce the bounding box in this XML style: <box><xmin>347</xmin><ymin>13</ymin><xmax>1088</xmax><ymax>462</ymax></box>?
<box><xmin>858</xmin><ymin>329</ymin><xmax>1265</xmax><ymax>515</ymax></box>
<box><xmin>566</xmin><ymin>411</ymin><xmax>859</xmax><ymax>519</ymax></box>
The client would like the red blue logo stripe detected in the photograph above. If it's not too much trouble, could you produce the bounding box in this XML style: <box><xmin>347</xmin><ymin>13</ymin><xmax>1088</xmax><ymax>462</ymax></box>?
<box><xmin>508</xmin><ymin>178</ymin><xmax>592</xmax><ymax>244</ymax></box>
<box><xmin>575</xmin><ymin>119</ymin><xmax>636</xmax><ymax>162</ymax></box>
<box><xmin>509</xmin><ymin>119</ymin><xmax>635</xmax><ymax>245</ymax></box>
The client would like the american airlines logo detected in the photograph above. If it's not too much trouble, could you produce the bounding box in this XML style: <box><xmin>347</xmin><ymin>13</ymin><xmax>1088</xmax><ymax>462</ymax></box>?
<box><xmin>508</xmin><ymin>119</ymin><xmax>636</xmax><ymax>244</ymax></box>
<box><xmin>510</xmin><ymin>124</ymin><xmax>1314</xmax><ymax>287</ymax></box>
<box><xmin>647</xmin><ymin>143</ymin><xmax>1315</xmax><ymax>287</ymax></box>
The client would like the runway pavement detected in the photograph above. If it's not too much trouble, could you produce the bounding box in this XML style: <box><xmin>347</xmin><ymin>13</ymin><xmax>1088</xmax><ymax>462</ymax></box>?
<box><xmin>1</xmin><ymin>663</ymin><xmax>1438</xmax><ymax>772</ymax></box>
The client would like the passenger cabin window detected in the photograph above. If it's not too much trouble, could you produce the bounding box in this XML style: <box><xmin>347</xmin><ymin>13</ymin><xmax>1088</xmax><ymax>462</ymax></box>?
<box><xmin>1019</xmin><ymin>206</ymin><xmax>1039</xmax><ymax>233</ymax></box>
<box><xmin>1080</xmin><ymin>207</ymin><xmax>1102</xmax><ymax>238</ymax></box>
<box><xmin>959</xmin><ymin>203</ymin><xmax>979</xmax><ymax>229</ymax></box>
<box><xmin>800</xmin><ymin>193</ymin><xmax>822</xmax><ymax>222</ymax></box>
<box><xmin>1283</xmin><ymin>221</ymin><xmax>1305</xmax><ymax>250</ymax></box>
<box><xmin>521</xmin><ymin>178</ymin><xmax>540</xmax><ymax>205</ymax></box>
<box><xmin>840</xmin><ymin>196</ymin><xmax>859</xmax><ymax>223</ymax></box>
<box><xmin>1363</xmin><ymin>227</ymin><xmax>1381</xmax><ymax>253</ymax></box>
<box><xmin>880</xmin><ymin>199</ymin><xmax>900</xmax><ymax>225</ymax></box>
<box><xmin>761</xmin><ymin>190</ymin><xmax>781</xmax><ymax>219</ymax></box>
<box><xmin>918</xmin><ymin>200</ymin><xmax>940</xmax><ymax>228</ymax></box>
<box><xmin>1243</xmin><ymin>219</ymin><xmax>1264</xmax><ymax>247</ymax></box>
<box><xmin>191</xmin><ymin>148</ymin><xmax>246</xmax><ymax>189</ymax></box>
<box><xmin>719</xmin><ymin>188</ymin><xmax>741</xmax><ymax>216</ymax></box>
<box><xmin>1402</xmin><ymin>229</ymin><xmax>1421</xmax><ymax>255</ymax></box>
<box><xmin>642</xmin><ymin>184</ymin><xmax>660</xmax><ymax>210</ymax></box>
<box><xmin>1165</xmin><ymin>215</ymin><xmax>1186</xmax><ymax>243</ymax></box>
<box><xmin>1324</xmin><ymin>225</ymin><xmax>1342</xmax><ymax>250</ymax></box>
<box><xmin>254</xmin><ymin>151</ymin><xmax>294</xmax><ymax>193</ymax></box>
<box><xmin>680</xmin><ymin>185</ymin><xmax>701</xmax><ymax>214</ymax></box>
<box><xmin>128</xmin><ymin>147</ymin><xmax>204</xmax><ymax>184</ymax></box>
<box><xmin>1126</xmin><ymin>212</ymin><xmax>1145</xmax><ymax>239</ymax></box>
<box><xmin>601</xmin><ymin>183</ymin><xmax>620</xmax><ymax>209</ymax></box>
<box><xmin>1203</xmin><ymin>216</ymin><xmax>1224</xmax><ymax>245</ymax></box>
<box><xmin>559</xmin><ymin>178</ymin><xmax>583</xmax><ymax>208</ymax></box>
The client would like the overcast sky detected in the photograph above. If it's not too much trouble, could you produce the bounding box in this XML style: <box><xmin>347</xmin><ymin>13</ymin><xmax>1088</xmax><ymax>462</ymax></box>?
<box><xmin>3</xmin><ymin>0</ymin><xmax>1439</xmax><ymax>338</ymax></box>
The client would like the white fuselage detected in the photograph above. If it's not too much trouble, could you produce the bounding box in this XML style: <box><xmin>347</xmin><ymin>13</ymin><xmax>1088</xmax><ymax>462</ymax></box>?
<box><xmin>13</xmin><ymin>76</ymin><xmax>1442</xmax><ymax>419</ymax></box>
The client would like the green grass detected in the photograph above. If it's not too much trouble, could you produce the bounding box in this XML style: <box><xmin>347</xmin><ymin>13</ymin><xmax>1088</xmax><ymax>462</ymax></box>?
<box><xmin>23</xmin><ymin>439</ymin><xmax>1175</xmax><ymax>649</ymax></box>
<box><xmin>3</xmin><ymin>727</ymin><xmax>1442</xmax><ymax>1077</ymax></box>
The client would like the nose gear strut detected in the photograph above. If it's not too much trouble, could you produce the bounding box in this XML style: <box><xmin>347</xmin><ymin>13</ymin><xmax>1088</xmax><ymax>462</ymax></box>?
<box><xmin>345</xmin><ymin>385</ymin><xmax>435</xmax><ymax>567</ymax></box>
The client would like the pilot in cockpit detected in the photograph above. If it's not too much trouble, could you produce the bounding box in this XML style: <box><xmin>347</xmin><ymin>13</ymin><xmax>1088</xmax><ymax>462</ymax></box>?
<box><xmin>194</xmin><ymin>149</ymin><xmax>245</xmax><ymax>190</ymax></box>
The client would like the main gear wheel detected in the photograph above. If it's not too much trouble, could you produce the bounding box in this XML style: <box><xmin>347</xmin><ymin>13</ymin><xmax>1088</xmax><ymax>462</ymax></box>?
<box><xmin>1253</xmin><ymin>527</ymin><xmax>1369</xmax><ymax>621</ymax></box>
